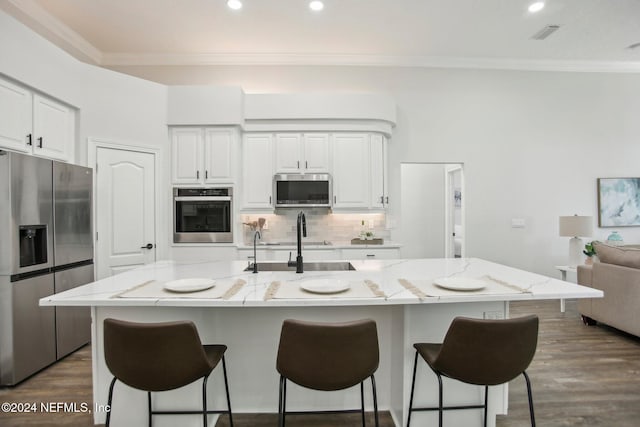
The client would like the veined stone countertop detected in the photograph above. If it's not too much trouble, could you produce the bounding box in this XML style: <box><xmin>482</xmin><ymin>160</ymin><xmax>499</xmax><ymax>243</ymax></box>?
<box><xmin>40</xmin><ymin>258</ymin><xmax>601</xmax><ymax>308</ymax></box>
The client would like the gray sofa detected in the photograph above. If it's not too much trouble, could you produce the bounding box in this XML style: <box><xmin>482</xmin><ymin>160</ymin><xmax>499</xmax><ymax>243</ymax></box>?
<box><xmin>577</xmin><ymin>242</ymin><xmax>640</xmax><ymax>337</ymax></box>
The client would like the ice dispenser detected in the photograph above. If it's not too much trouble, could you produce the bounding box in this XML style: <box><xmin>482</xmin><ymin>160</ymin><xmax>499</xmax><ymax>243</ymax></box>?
<box><xmin>19</xmin><ymin>225</ymin><xmax>48</xmax><ymax>268</ymax></box>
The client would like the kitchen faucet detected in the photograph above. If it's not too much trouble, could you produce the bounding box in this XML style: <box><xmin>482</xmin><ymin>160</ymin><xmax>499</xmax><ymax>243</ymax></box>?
<box><xmin>288</xmin><ymin>211</ymin><xmax>306</xmax><ymax>273</ymax></box>
<box><xmin>252</xmin><ymin>230</ymin><xmax>261</xmax><ymax>273</ymax></box>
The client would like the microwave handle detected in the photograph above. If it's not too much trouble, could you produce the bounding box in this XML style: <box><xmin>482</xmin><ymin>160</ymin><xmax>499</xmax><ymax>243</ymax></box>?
<box><xmin>174</xmin><ymin>196</ymin><xmax>232</xmax><ymax>202</ymax></box>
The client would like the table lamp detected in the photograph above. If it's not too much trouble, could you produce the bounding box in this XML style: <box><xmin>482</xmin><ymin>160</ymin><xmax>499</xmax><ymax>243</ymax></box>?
<box><xmin>559</xmin><ymin>215</ymin><xmax>593</xmax><ymax>267</ymax></box>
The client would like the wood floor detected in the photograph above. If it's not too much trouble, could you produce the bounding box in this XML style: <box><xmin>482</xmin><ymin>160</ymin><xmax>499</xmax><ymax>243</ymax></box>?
<box><xmin>1</xmin><ymin>299</ymin><xmax>639</xmax><ymax>426</ymax></box>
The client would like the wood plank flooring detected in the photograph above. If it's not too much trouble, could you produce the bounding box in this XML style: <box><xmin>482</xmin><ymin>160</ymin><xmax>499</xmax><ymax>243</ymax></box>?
<box><xmin>1</xmin><ymin>299</ymin><xmax>638</xmax><ymax>426</ymax></box>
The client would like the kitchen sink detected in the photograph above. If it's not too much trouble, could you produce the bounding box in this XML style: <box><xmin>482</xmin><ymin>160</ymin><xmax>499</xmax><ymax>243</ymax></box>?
<box><xmin>244</xmin><ymin>261</ymin><xmax>356</xmax><ymax>272</ymax></box>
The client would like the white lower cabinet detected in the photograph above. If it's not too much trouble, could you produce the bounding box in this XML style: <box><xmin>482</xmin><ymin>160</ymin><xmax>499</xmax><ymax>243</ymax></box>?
<box><xmin>237</xmin><ymin>247</ymin><xmax>400</xmax><ymax>264</ymax></box>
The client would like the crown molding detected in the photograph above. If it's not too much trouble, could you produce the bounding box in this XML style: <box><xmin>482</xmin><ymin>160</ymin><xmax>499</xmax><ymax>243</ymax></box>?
<box><xmin>1</xmin><ymin>0</ymin><xmax>102</xmax><ymax>65</ymax></box>
<box><xmin>102</xmin><ymin>52</ymin><xmax>640</xmax><ymax>73</ymax></box>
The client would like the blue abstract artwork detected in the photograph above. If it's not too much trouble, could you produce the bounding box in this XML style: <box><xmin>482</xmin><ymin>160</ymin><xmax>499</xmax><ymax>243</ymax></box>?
<box><xmin>598</xmin><ymin>178</ymin><xmax>640</xmax><ymax>227</ymax></box>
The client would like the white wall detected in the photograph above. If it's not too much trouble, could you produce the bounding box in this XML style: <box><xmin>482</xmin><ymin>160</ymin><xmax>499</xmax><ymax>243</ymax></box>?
<box><xmin>0</xmin><ymin>10</ymin><xmax>171</xmax><ymax>261</ymax></box>
<box><xmin>112</xmin><ymin>64</ymin><xmax>640</xmax><ymax>277</ymax></box>
<box><xmin>400</xmin><ymin>163</ymin><xmax>446</xmax><ymax>258</ymax></box>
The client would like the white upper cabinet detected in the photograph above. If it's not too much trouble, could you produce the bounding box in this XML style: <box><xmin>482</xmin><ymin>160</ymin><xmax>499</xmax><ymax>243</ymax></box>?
<box><xmin>0</xmin><ymin>77</ymin><xmax>32</xmax><ymax>152</ymax></box>
<box><xmin>0</xmin><ymin>76</ymin><xmax>74</xmax><ymax>162</ymax></box>
<box><xmin>32</xmin><ymin>94</ymin><xmax>73</xmax><ymax>161</ymax></box>
<box><xmin>171</xmin><ymin>127</ymin><xmax>236</xmax><ymax>184</ymax></box>
<box><xmin>332</xmin><ymin>133</ymin><xmax>370</xmax><ymax>209</ymax></box>
<box><xmin>369</xmin><ymin>133</ymin><xmax>388</xmax><ymax>209</ymax></box>
<box><xmin>242</xmin><ymin>133</ymin><xmax>274</xmax><ymax>210</ymax></box>
<box><xmin>274</xmin><ymin>133</ymin><xmax>330</xmax><ymax>174</ymax></box>
<box><xmin>332</xmin><ymin>132</ymin><xmax>388</xmax><ymax>211</ymax></box>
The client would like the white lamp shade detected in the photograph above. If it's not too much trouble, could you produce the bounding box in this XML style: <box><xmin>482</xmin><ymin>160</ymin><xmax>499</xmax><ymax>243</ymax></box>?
<box><xmin>559</xmin><ymin>215</ymin><xmax>593</xmax><ymax>237</ymax></box>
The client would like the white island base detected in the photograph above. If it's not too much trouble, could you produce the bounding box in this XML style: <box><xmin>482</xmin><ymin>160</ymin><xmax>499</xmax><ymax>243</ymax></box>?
<box><xmin>92</xmin><ymin>301</ymin><xmax>508</xmax><ymax>427</ymax></box>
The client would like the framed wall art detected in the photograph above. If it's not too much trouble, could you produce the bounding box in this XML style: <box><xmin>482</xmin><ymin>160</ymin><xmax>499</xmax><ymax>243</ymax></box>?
<box><xmin>597</xmin><ymin>178</ymin><xmax>640</xmax><ymax>227</ymax></box>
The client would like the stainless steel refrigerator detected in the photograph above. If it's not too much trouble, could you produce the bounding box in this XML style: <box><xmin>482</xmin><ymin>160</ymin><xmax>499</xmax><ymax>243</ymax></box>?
<box><xmin>0</xmin><ymin>150</ymin><xmax>93</xmax><ymax>386</ymax></box>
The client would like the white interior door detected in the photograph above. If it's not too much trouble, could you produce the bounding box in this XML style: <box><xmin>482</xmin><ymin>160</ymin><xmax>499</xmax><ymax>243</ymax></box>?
<box><xmin>95</xmin><ymin>147</ymin><xmax>156</xmax><ymax>279</ymax></box>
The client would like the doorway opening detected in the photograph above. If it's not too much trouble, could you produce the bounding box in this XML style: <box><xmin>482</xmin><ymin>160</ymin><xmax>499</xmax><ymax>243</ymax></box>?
<box><xmin>399</xmin><ymin>163</ymin><xmax>465</xmax><ymax>259</ymax></box>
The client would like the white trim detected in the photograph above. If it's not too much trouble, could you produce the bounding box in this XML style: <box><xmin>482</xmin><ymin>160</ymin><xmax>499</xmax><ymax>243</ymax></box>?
<box><xmin>101</xmin><ymin>52</ymin><xmax>640</xmax><ymax>74</ymax></box>
<box><xmin>1</xmin><ymin>0</ymin><xmax>102</xmax><ymax>64</ymax></box>
<box><xmin>87</xmin><ymin>137</ymin><xmax>164</xmax><ymax>277</ymax></box>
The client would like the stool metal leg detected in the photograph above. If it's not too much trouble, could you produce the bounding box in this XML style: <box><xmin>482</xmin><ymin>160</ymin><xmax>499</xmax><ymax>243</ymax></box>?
<box><xmin>360</xmin><ymin>381</ymin><xmax>365</xmax><ymax>427</ymax></box>
<box><xmin>221</xmin><ymin>356</ymin><xmax>234</xmax><ymax>427</ymax></box>
<box><xmin>147</xmin><ymin>392</ymin><xmax>152</xmax><ymax>427</ymax></box>
<box><xmin>483</xmin><ymin>385</ymin><xmax>489</xmax><ymax>427</ymax></box>
<box><xmin>105</xmin><ymin>377</ymin><xmax>117</xmax><ymax>427</ymax></box>
<box><xmin>371</xmin><ymin>374</ymin><xmax>379</xmax><ymax>427</ymax></box>
<box><xmin>523</xmin><ymin>371</ymin><xmax>536</xmax><ymax>427</ymax></box>
<box><xmin>406</xmin><ymin>350</ymin><xmax>419</xmax><ymax>427</ymax></box>
<box><xmin>202</xmin><ymin>376</ymin><xmax>209</xmax><ymax>427</ymax></box>
<box><xmin>436</xmin><ymin>372</ymin><xmax>443</xmax><ymax>427</ymax></box>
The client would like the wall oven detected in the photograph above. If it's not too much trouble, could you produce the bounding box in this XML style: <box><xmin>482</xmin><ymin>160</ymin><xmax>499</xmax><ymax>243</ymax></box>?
<box><xmin>173</xmin><ymin>187</ymin><xmax>233</xmax><ymax>243</ymax></box>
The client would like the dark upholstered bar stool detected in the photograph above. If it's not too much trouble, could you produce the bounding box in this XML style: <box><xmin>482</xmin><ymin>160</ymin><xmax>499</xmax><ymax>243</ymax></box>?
<box><xmin>276</xmin><ymin>318</ymin><xmax>380</xmax><ymax>427</ymax></box>
<box><xmin>103</xmin><ymin>318</ymin><xmax>233</xmax><ymax>427</ymax></box>
<box><xmin>407</xmin><ymin>315</ymin><xmax>539</xmax><ymax>427</ymax></box>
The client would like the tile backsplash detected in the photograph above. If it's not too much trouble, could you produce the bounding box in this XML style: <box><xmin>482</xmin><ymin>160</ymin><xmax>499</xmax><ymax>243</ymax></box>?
<box><xmin>240</xmin><ymin>209</ymin><xmax>388</xmax><ymax>245</ymax></box>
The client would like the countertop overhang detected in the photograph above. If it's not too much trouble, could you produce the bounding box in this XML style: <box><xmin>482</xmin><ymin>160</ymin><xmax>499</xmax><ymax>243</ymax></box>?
<box><xmin>39</xmin><ymin>258</ymin><xmax>603</xmax><ymax>308</ymax></box>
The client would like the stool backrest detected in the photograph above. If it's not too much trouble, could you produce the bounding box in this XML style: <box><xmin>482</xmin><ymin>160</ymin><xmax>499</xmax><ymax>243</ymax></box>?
<box><xmin>276</xmin><ymin>318</ymin><xmax>379</xmax><ymax>391</ymax></box>
<box><xmin>433</xmin><ymin>315</ymin><xmax>538</xmax><ymax>385</ymax></box>
<box><xmin>103</xmin><ymin>318</ymin><xmax>213</xmax><ymax>391</ymax></box>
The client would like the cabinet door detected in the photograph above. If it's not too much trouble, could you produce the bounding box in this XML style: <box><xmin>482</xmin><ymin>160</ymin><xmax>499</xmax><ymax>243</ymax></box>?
<box><xmin>242</xmin><ymin>134</ymin><xmax>274</xmax><ymax>209</ymax></box>
<box><xmin>0</xmin><ymin>77</ymin><xmax>32</xmax><ymax>153</ymax></box>
<box><xmin>303</xmin><ymin>133</ymin><xmax>330</xmax><ymax>173</ymax></box>
<box><xmin>332</xmin><ymin>134</ymin><xmax>369</xmax><ymax>209</ymax></box>
<box><xmin>32</xmin><ymin>94</ymin><xmax>72</xmax><ymax>161</ymax></box>
<box><xmin>172</xmin><ymin>128</ymin><xmax>203</xmax><ymax>184</ymax></box>
<box><xmin>370</xmin><ymin>134</ymin><xmax>385</xmax><ymax>209</ymax></box>
<box><xmin>275</xmin><ymin>133</ymin><xmax>302</xmax><ymax>173</ymax></box>
<box><xmin>204</xmin><ymin>128</ymin><xmax>234</xmax><ymax>183</ymax></box>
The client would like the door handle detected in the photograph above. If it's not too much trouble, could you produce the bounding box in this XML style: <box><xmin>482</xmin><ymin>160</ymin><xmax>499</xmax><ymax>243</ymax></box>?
<box><xmin>140</xmin><ymin>243</ymin><xmax>154</xmax><ymax>250</ymax></box>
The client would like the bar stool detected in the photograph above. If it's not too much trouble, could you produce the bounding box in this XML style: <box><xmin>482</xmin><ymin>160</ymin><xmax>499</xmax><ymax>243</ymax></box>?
<box><xmin>407</xmin><ymin>314</ymin><xmax>539</xmax><ymax>427</ymax></box>
<box><xmin>276</xmin><ymin>318</ymin><xmax>380</xmax><ymax>427</ymax></box>
<box><xmin>103</xmin><ymin>318</ymin><xmax>233</xmax><ymax>427</ymax></box>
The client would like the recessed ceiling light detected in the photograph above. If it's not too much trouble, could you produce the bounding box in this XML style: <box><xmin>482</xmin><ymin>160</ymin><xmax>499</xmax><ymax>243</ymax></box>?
<box><xmin>227</xmin><ymin>0</ymin><xmax>242</xmax><ymax>10</ymax></box>
<box><xmin>528</xmin><ymin>2</ymin><xmax>545</xmax><ymax>13</ymax></box>
<box><xmin>309</xmin><ymin>1</ymin><xmax>324</xmax><ymax>12</ymax></box>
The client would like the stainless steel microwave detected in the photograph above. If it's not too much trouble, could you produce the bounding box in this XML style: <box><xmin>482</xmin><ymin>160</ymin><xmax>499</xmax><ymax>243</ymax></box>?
<box><xmin>273</xmin><ymin>173</ymin><xmax>332</xmax><ymax>208</ymax></box>
<box><xmin>173</xmin><ymin>187</ymin><xmax>233</xmax><ymax>243</ymax></box>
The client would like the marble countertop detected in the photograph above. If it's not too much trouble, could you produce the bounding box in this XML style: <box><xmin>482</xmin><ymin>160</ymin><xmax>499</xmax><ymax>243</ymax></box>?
<box><xmin>40</xmin><ymin>258</ymin><xmax>602</xmax><ymax>308</ymax></box>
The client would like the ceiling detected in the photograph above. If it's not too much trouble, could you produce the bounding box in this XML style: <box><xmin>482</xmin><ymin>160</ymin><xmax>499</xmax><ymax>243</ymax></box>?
<box><xmin>3</xmin><ymin>0</ymin><xmax>640</xmax><ymax>72</ymax></box>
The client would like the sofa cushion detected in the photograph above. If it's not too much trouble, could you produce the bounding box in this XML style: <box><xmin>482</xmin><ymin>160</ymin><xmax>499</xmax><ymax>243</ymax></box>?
<box><xmin>593</xmin><ymin>242</ymin><xmax>640</xmax><ymax>269</ymax></box>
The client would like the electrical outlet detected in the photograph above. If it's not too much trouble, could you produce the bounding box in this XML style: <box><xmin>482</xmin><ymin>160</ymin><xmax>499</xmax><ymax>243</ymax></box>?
<box><xmin>483</xmin><ymin>311</ymin><xmax>504</xmax><ymax>320</ymax></box>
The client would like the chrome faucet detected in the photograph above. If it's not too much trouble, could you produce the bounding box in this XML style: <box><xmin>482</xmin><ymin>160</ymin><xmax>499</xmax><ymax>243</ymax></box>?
<box><xmin>252</xmin><ymin>230</ymin><xmax>261</xmax><ymax>273</ymax></box>
<box><xmin>287</xmin><ymin>211</ymin><xmax>306</xmax><ymax>273</ymax></box>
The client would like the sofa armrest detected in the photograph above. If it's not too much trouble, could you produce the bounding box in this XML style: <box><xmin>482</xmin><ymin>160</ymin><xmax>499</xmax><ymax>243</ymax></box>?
<box><xmin>577</xmin><ymin>264</ymin><xmax>593</xmax><ymax>286</ymax></box>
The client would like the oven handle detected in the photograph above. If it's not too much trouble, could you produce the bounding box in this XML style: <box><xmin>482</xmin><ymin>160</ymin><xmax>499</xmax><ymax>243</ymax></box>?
<box><xmin>174</xmin><ymin>196</ymin><xmax>232</xmax><ymax>202</ymax></box>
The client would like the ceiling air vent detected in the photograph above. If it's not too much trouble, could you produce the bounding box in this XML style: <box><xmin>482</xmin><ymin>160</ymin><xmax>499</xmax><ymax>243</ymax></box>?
<box><xmin>531</xmin><ymin>25</ymin><xmax>560</xmax><ymax>40</ymax></box>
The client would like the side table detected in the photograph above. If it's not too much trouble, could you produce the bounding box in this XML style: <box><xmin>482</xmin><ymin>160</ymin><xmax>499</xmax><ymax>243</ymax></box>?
<box><xmin>555</xmin><ymin>265</ymin><xmax>577</xmax><ymax>313</ymax></box>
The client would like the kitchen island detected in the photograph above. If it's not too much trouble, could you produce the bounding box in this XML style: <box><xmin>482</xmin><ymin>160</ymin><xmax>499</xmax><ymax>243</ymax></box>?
<box><xmin>40</xmin><ymin>258</ymin><xmax>602</xmax><ymax>427</ymax></box>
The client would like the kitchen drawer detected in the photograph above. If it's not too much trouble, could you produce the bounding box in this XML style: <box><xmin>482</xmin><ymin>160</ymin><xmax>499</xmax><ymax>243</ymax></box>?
<box><xmin>340</xmin><ymin>248</ymin><xmax>400</xmax><ymax>260</ymax></box>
